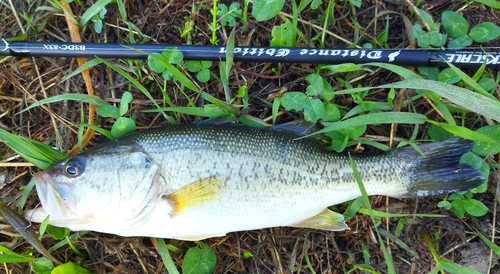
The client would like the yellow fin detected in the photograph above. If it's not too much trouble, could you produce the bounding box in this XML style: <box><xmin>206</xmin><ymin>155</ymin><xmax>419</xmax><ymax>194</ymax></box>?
<box><xmin>292</xmin><ymin>208</ymin><xmax>349</xmax><ymax>231</ymax></box>
<box><xmin>164</xmin><ymin>177</ymin><xmax>226</xmax><ymax>215</ymax></box>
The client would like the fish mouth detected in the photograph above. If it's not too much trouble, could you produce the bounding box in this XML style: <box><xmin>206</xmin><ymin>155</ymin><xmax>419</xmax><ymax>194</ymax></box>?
<box><xmin>24</xmin><ymin>204</ymin><xmax>49</xmax><ymax>223</ymax></box>
<box><xmin>24</xmin><ymin>172</ymin><xmax>69</xmax><ymax>223</ymax></box>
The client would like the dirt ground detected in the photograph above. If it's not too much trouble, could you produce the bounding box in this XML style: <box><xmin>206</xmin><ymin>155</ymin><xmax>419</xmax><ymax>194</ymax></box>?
<box><xmin>0</xmin><ymin>0</ymin><xmax>499</xmax><ymax>273</ymax></box>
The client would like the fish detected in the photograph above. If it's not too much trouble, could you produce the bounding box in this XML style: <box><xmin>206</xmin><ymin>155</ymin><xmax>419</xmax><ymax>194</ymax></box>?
<box><xmin>24</xmin><ymin>123</ymin><xmax>485</xmax><ymax>240</ymax></box>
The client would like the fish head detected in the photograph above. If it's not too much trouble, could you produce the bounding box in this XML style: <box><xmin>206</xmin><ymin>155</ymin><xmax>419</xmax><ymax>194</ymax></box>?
<box><xmin>27</xmin><ymin>161</ymin><xmax>81</xmax><ymax>222</ymax></box>
<box><xmin>25</xmin><ymin>145</ymin><xmax>162</xmax><ymax>232</ymax></box>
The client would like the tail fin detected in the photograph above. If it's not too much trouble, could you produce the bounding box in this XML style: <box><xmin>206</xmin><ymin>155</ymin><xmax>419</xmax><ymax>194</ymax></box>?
<box><xmin>397</xmin><ymin>138</ymin><xmax>485</xmax><ymax>198</ymax></box>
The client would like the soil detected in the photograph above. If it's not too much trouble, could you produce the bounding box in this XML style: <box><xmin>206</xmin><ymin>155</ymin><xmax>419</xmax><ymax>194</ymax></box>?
<box><xmin>0</xmin><ymin>0</ymin><xmax>499</xmax><ymax>273</ymax></box>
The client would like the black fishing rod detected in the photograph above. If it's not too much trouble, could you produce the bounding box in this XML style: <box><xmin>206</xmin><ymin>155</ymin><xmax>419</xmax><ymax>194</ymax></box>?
<box><xmin>1</xmin><ymin>40</ymin><xmax>499</xmax><ymax>68</ymax></box>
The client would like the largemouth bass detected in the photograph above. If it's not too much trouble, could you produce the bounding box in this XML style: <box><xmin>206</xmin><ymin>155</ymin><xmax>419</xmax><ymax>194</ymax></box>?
<box><xmin>24</xmin><ymin>123</ymin><xmax>484</xmax><ymax>240</ymax></box>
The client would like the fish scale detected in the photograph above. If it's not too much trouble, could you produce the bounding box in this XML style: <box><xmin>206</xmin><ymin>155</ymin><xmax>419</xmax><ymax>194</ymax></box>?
<box><xmin>25</xmin><ymin>123</ymin><xmax>484</xmax><ymax>240</ymax></box>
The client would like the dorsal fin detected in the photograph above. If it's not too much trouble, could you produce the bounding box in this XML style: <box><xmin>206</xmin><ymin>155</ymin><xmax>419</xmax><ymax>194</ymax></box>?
<box><xmin>196</xmin><ymin>117</ymin><xmax>319</xmax><ymax>138</ymax></box>
<box><xmin>269</xmin><ymin>120</ymin><xmax>319</xmax><ymax>136</ymax></box>
<box><xmin>195</xmin><ymin>115</ymin><xmax>238</xmax><ymax>125</ymax></box>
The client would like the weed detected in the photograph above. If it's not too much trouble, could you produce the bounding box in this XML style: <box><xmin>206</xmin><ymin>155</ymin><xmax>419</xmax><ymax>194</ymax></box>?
<box><xmin>413</xmin><ymin>9</ymin><xmax>500</xmax><ymax>49</ymax></box>
<box><xmin>95</xmin><ymin>91</ymin><xmax>136</xmax><ymax>138</ymax></box>
<box><xmin>217</xmin><ymin>2</ymin><xmax>242</xmax><ymax>27</ymax></box>
<box><xmin>79</xmin><ymin>0</ymin><xmax>113</xmax><ymax>33</ymax></box>
<box><xmin>185</xmin><ymin>61</ymin><xmax>213</xmax><ymax>83</ymax></box>
<box><xmin>210</xmin><ymin>0</ymin><xmax>219</xmax><ymax>45</ymax></box>
<box><xmin>252</xmin><ymin>0</ymin><xmax>285</xmax><ymax>21</ymax></box>
<box><xmin>181</xmin><ymin>242</ymin><xmax>217</xmax><ymax>274</ymax></box>
<box><xmin>423</xmin><ymin>232</ymin><xmax>482</xmax><ymax>274</ymax></box>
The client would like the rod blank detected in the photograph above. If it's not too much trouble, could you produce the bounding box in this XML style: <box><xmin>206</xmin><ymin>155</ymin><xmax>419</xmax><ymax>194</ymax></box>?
<box><xmin>1</xmin><ymin>41</ymin><xmax>499</xmax><ymax>68</ymax></box>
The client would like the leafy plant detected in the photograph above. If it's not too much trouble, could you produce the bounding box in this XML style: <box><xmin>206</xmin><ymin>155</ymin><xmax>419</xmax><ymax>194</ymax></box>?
<box><xmin>33</xmin><ymin>259</ymin><xmax>90</xmax><ymax>274</ymax></box>
<box><xmin>155</xmin><ymin>239</ymin><xmax>217</xmax><ymax>274</ymax></box>
<box><xmin>252</xmin><ymin>0</ymin><xmax>285</xmax><ymax>21</ymax></box>
<box><xmin>270</xmin><ymin>18</ymin><xmax>296</xmax><ymax>47</ymax></box>
<box><xmin>280</xmin><ymin>73</ymin><xmax>338</xmax><ymax>123</ymax></box>
<box><xmin>185</xmin><ymin>61</ymin><xmax>213</xmax><ymax>82</ymax></box>
<box><xmin>96</xmin><ymin>91</ymin><xmax>136</xmax><ymax>138</ymax></box>
<box><xmin>177</xmin><ymin>3</ymin><xmax>202</xmax><ymax>42</ymax></box>
<box><xmin>148</xmin><ymin>47</ymin><xmax>185</xmax><ymax>81</ymax></box>
<box><xmin>413</xmin><ymin>9</ymin><xmax>500</xmax><ymax>49</ymax></box>
<box><xmin>217</xmin><ymin>2</ymin><xmax>242</xmax><ymax>27</ymax></box>
<box><xmin>182</xmin><ymin>242</ymin><xmax>217</xmax><ymax>274</ymax></box>
<box><xmin>210</xmin><ymin>0</ymin><xmax>220</xmax><ymax>45</ymax></box>
<box><xmin>412</xmin><ymin>24</ymin><xmax>447</xmax><ymax>48</ymax></box>
<box><xmin>79</xmin><ymin>0</ymin><xmax>112</xmax><ymax>33</ymax></box>
<box><xmin>242</xmin><ymin>0</ymin><xmax>250</xmax><ymax>31</ymax></box>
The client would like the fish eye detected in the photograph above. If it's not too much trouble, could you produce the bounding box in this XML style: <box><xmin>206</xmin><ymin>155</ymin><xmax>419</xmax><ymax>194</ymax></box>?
<box><xmin>64</xmin><ymin>158</ymin><xmax>83</xmax><ymax>177</ymax></box>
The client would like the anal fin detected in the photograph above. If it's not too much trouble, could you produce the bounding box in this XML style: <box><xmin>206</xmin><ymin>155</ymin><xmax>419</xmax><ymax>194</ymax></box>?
<box><xmin>177</xmin><ymin>232</ymin><xmax>228</xmax><ymax>241</ymax></box>
<box><xmin>291</xmin><ymin>208</ymin><xmax>349</xmax><ymax>231</ymax></box>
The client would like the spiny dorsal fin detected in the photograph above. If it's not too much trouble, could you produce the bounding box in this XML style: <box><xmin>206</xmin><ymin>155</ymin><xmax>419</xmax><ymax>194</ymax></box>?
<box><xmin>195</xmin><ymin>118</ymin><xmax>318</xmax><ymax>137</ymax></box>
<box><xmin>269</xmin><ymin>120</ymin><xmax>319</xmax><ymax>136</ymax></box>
<box><xmin>291</xmin><ymin>208</ymin><xmax>349</xmax><ymax>231</ymax></box>
<box><xmin>164</xmin><ymin>177</ymin><xmax>226</xmax><ymax>215</ymax></box>
<box><xmin>195</xmin><ymin>116</ymin><xmax>238</xmax><ymax>125</ymax></box>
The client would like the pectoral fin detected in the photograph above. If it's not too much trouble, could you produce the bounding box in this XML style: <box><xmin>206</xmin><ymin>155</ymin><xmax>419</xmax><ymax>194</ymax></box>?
<box><xmin>292</xmin><ymin>208</ymin><xmax>349</xmax><ymax>231</ymax></box>
<box><xmin>164</xmin><ymin>177</ymin><xmax>226</xmax><ymax>215</ymax></box>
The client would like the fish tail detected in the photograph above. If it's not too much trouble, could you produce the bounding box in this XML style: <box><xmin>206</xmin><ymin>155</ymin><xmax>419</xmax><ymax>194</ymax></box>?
<box><xmin>397</xmin><ymin>138</ymin><xmax>485</xmax><ymax>198</ymax></box>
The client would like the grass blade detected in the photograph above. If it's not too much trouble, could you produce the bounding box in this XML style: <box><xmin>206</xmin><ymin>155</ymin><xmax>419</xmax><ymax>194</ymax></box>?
<box><xmin>422</xmin><ymin>232</ymin><xmax>443</xmax><ymax>272</ymax></box>
<box><xmin>19</xmin><ymin>94</ymin><xmax>108</xmax><ymax>114</ymax></box>
<box><xmin>348</xmin><ymin>155</ymin><xmax>396</xmax><ymax>274</ymax></box>
<box><xmin>47</xmin><ymin>231</ymin><xmax>88</xmax><ymax>253</ymax></box>
<box><xmin>365</xmin><ymin>62</ymin><xmax>422</xmax><ymax>79</ymax></box>
<box><xmin>61</xmin><ymin>58</ymin><xmax>104</xmax><ymax>82</ymax></box>
<box><xmin>18</xmin><ymin>178</ymin><xmax>36</xmax><ymax>209</ymax></box>
<box><xmin>357</xmin><ymin>208</ymin><xmax>445</xmax><ymax>218</ymax></box>
<box><xmin>475</xmin><ymin>230</ymin><xmax>500</xmax><ymax>256</ymax></box>
<box><xmin>124</xmin><ymin>46</ymin><xmax>201</xmax><ymax>93</ymax></box>
<box><xmin>155</xmin><ymin>238</ymin><xmax>180</xmax><ymax>274</ymax></box>
<box><xmin>0</xmin><ymin>129</ymin><xmax>66</xmax><ymax>170</ymax></box>
<box><xmin>382</xmin><ymin>79</ymin><xmax>500</xmax><ymax>122</ymax></box>
<box><xmin>377</xmin><ymin>228</ymin><xmax>419</xmax><ymax>258</ymax></box>
<box><xmin>0</xmin><ymin>245</ymin><xmax>34</xmax><ymax>263</ymax></box>
<box><xmin>79</xmin><ymin>0</ymin><xmax>112</xmax><ymax>26</ymax></box>
<box><xmin>143</xmin><ymin>106</ymin><xmax>228</xmax><ymax>117</ymax></box>
<box><xmin>96</xmin><ymin>58</ymin><xmax>172</xmax><ymax>122</ymax></box>
<box><xmin>444</xmin><ymin>62</ymin><xmax>493</xmax><ymax>99</ymax></box>
<box><xmin>222</xmin><ymin>27</ymin><xmax>235</xmax><ymax>102</ymax></box>
<box><xmin>426</xmin><ymin>120</ymin><xmax>500</xmax><ymax>144</ymax></box>
<box><xmin>318</xmin><ymin>112</ymin><xmax>426</xmax><ymax>135</ymax></box>
<box><xmin>441</xmin><ymin>260</ymin><xmax>481</xmax><ymax>274</ymax></box>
